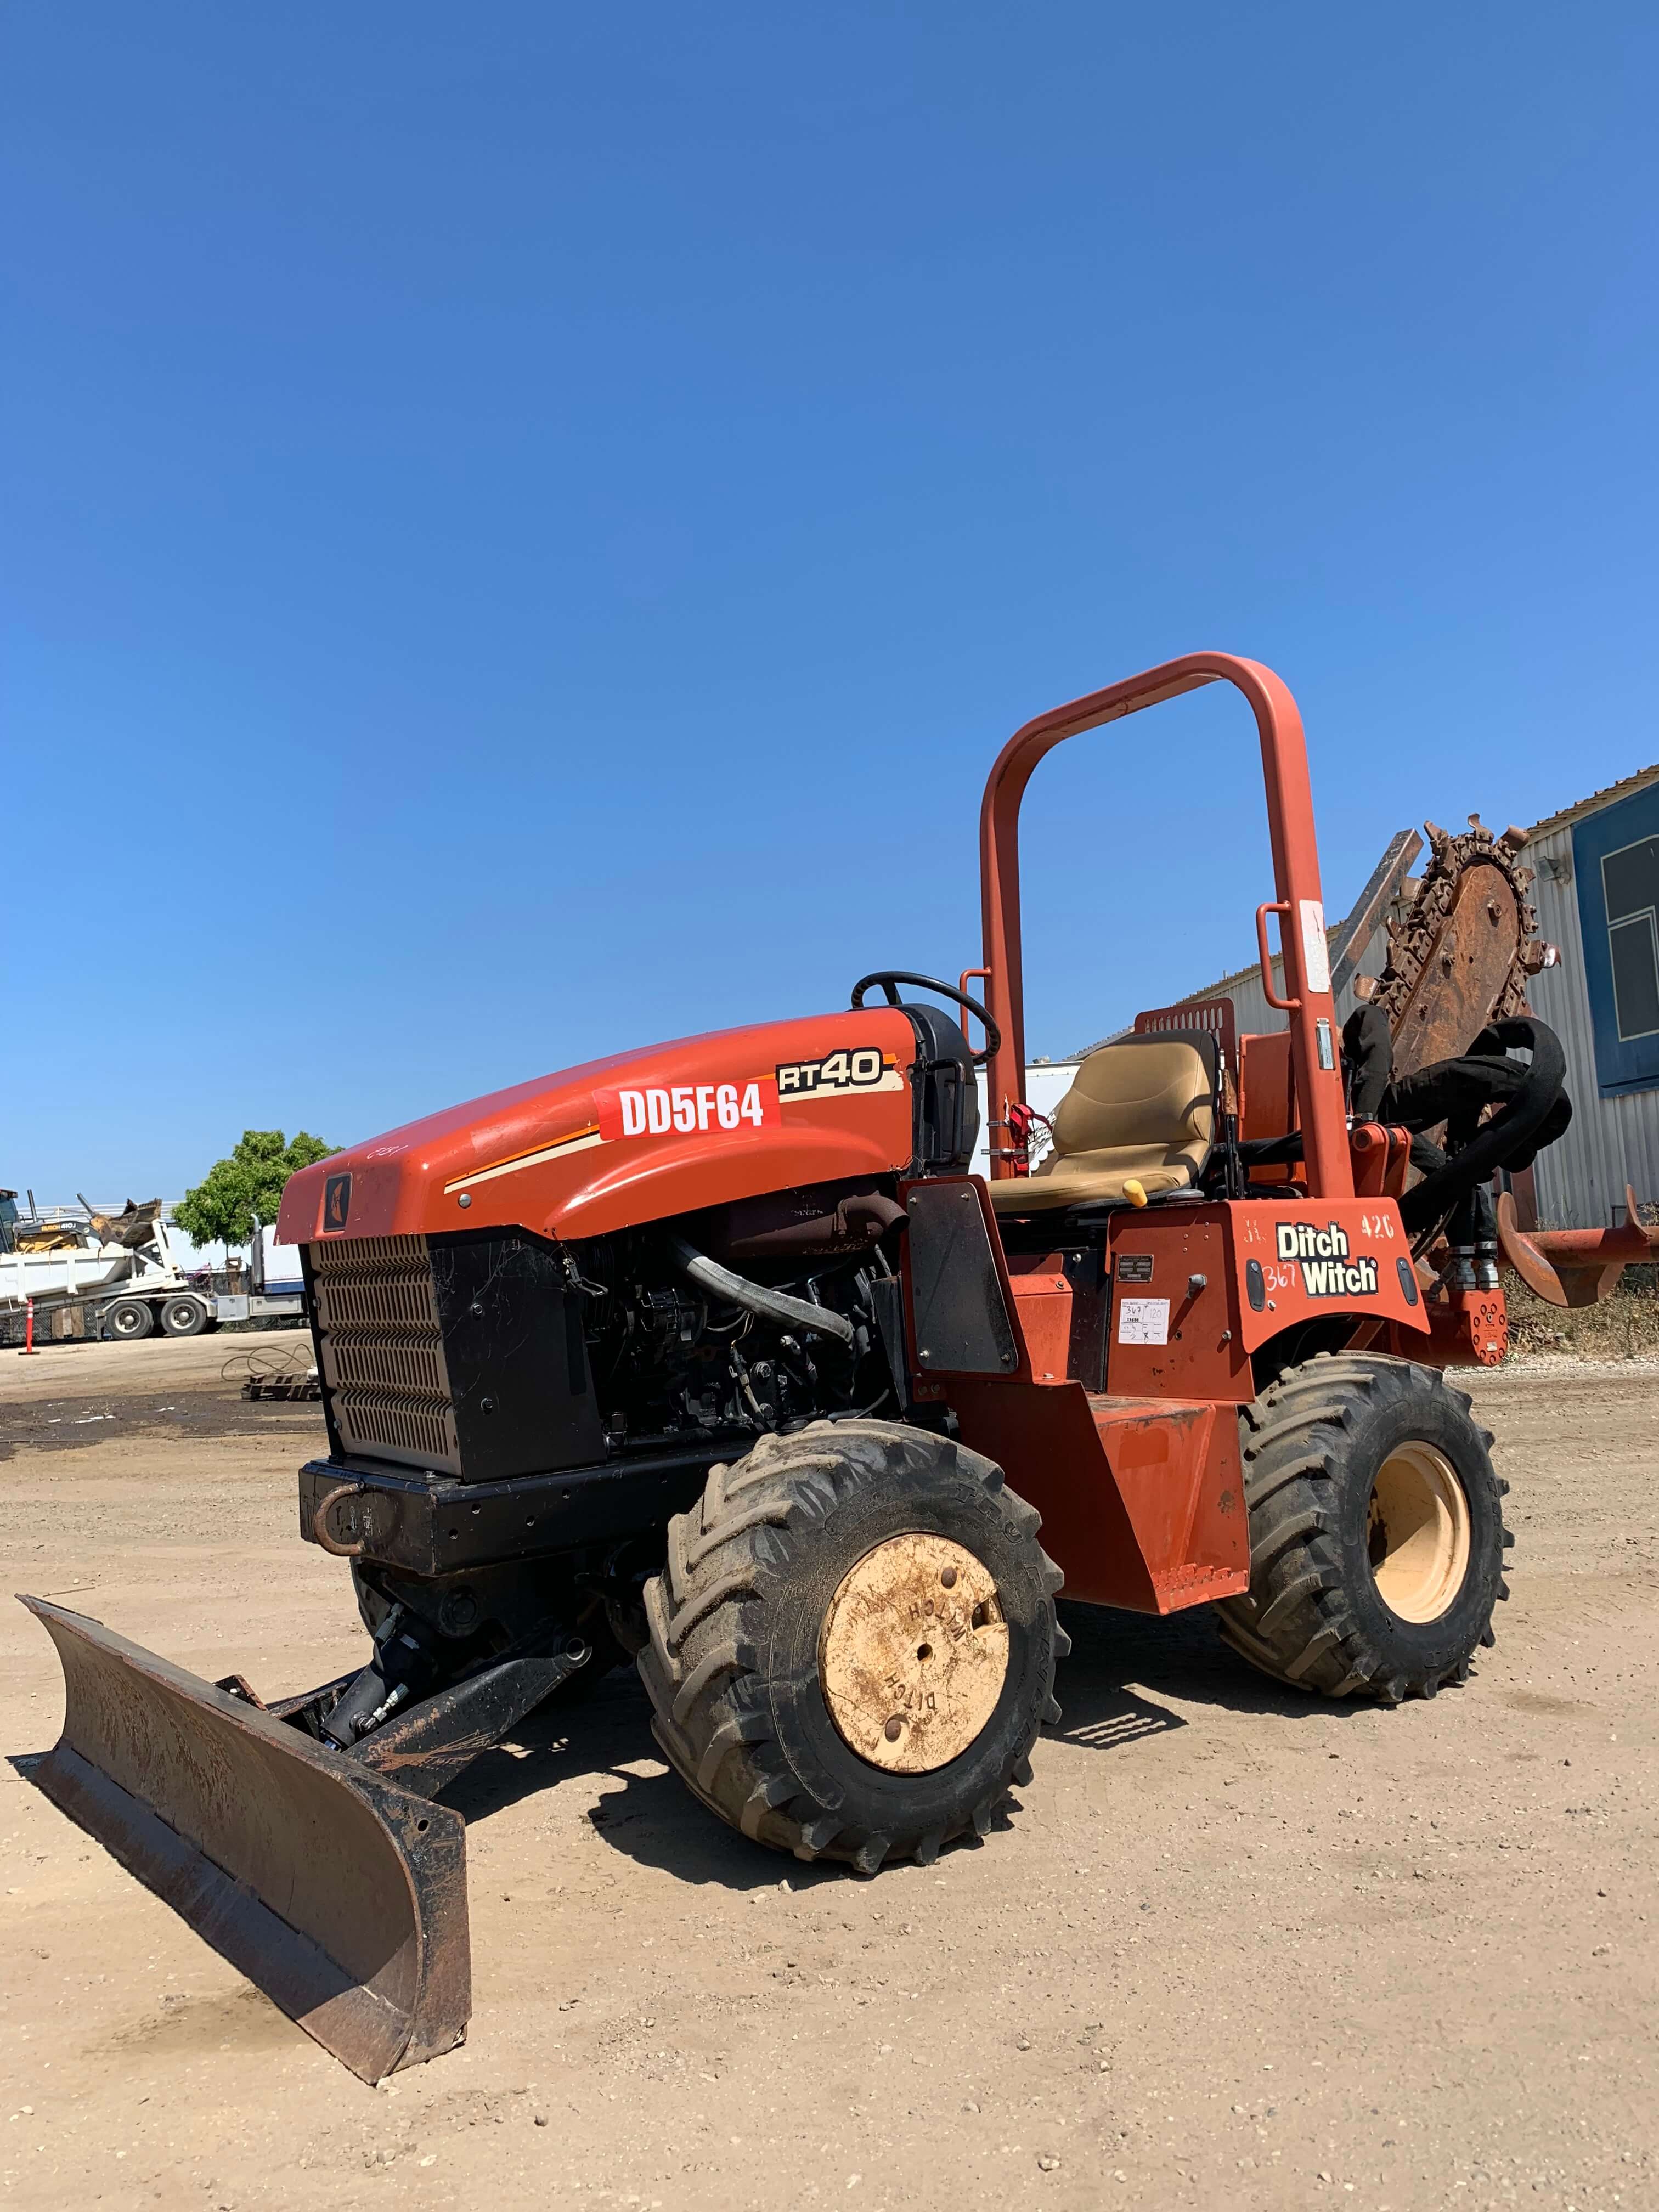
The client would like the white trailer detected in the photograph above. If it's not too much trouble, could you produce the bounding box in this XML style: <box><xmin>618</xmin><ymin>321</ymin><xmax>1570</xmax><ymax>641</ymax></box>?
<box><xmin>212</xmin><ymin>1225</ymin><xmax>307</xmax><ymax>1327</ymax></box>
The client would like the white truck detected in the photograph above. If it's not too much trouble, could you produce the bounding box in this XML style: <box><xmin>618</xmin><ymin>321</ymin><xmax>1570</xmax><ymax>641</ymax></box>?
<box><xmin>213</xmin><ymin>1224</ymin><xmax>307</xmax><ymax>1327</ymax></box>
<box><xmin>0</xmin><ymin>1194</ymin><xmax>216</xmax><ymax>1342</ymax></box>
<box><xmin>0</xmin><ymin>1199</ymin><xmax>308</xmax><ymax>1344</ymax></box>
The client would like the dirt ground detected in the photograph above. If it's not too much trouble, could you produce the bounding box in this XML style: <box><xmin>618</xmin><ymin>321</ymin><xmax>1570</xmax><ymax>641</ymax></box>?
<box><xmin>2</xmin><ymin>1335</ymin><xmax>1655</xmax><ymax>2212</ymax></box>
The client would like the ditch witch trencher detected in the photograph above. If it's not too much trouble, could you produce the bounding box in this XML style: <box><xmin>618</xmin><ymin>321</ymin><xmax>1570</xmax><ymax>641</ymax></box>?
<box><xmin>20</xmin><ymin>653</ymin><xmax>1652</xmax><ymax>2079</ymax></box>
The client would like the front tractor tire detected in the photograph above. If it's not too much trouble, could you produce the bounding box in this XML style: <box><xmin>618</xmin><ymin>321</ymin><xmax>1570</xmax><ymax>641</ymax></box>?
<box><xmin>1217</xmin><ymin>1354</ymin><xmax>1510</xmax><ymax>1703</ymax></box>
<box><xmin>639</xmin><ymin>1420</ymin><xmax>1067</xmax><ymax>1872</ymax></box>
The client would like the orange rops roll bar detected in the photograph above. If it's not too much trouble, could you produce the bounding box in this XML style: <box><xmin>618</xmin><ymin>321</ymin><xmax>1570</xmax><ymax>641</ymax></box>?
<box><xmin>977</xmin><ymin>652</ymin><xmax>1353</xmax><ymax>1203</ymax></box>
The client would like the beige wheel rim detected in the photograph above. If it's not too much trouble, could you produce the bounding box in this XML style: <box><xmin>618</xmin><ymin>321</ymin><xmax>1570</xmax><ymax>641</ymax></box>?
<box><xmin>1368</xmin><ymin>1442</ymin><xmax>1472</xmax><ymax>1623</ymax></box>
<box><xmin>818</xmin><ymin>1533</ymin><xmax>1010</xmax><ymax>1774</ymax></box>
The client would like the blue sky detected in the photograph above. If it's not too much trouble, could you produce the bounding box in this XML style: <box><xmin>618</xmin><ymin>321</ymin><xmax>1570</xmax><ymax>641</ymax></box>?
<box><xmin>5</xmin><ymin>4</ymin><xmax>1656</xmax><ymax>1200</ymax></box>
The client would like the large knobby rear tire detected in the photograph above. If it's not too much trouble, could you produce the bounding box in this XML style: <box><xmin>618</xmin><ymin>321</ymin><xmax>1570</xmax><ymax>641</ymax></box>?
<box><xmin>638</xmin><ymin>1419</ymin><xmax>1067</xmax><ymax>1871</ymax></box>
<box><xmin>1216</xmin><ymin>1353</ymin><xmax>1510</xmax><ymax>1703</ymax></box>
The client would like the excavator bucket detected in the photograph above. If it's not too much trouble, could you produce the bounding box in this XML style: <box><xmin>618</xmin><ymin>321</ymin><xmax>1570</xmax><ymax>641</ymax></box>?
<box><xmin>17</xmin><ymin>1596</ymin><xmax>471</xmax><ymax>2083</ymax></box>
<box><xmin>1496</xmin><ymin>1183</ymin><xmax>1659</xmax><ymax>1308</ymax></box>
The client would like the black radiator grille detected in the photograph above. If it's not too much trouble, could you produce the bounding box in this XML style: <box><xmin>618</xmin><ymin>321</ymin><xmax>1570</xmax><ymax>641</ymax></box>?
<box><xmin>309</xmin><ymin>1235</ymin><xmax>460</xmax><ymax>1475</ymax></box>
<box><xmin>330</xmin><ymin>1389</ymin><xmax>454</xmax><ymax>1466</ymax></box>
<box><xmin>326</xmin><ymin>1334</ymin><xmax>448</xmax><ymax>1395</ymax></box>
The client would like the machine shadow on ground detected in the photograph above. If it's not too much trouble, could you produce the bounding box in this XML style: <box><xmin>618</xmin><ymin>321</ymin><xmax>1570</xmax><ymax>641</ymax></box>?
<box><xmin>444</xmin><ymin>1675</ymin><xmax>854</xmax><ymax>1891</ymax></box>
<box><xmin>439</xmin><ymin>1590</ymin><xmax>1389</xmax><ymax>1891</ymax></box>
<box><xmin>3</xmin><ymin>1595</ymin><xmax>1393</xmax><ymax>1894</ymax></box>
<box><xmin>1054</xmin><ymin>1598</ymin><xmax>1398</xmax><ymax>1728</ymax></box>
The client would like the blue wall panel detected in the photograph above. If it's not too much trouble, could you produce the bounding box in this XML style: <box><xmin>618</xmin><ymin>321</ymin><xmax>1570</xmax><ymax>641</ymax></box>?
<box><xmin>1572</xmin><ymin>781</ymin><xmax>1659</xmax><ymax>1097</ymax></box>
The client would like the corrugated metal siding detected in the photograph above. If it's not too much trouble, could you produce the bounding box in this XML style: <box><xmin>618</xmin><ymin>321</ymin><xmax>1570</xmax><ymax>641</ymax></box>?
<box><xmin>1522</xmin><ymin>824</ymin><xmax>1659</xmax><ymax>1228</ymax></box>
<box><xmin>1217</xmin><ymin>964</ymin><xmax>1288</xmax><ymax>1039</ymax></box>
<box><xmin>1183</xmin><ymin>918</ymin><xmax>1392</xmax><ymax>1043</ymax></box>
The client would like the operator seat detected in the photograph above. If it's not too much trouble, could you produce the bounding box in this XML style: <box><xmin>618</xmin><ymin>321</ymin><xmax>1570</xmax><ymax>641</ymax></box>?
<box><xmin>988</xmin><ymin>1032</ymin><xmax>1216</xmax><ymax>1211</ymax></box>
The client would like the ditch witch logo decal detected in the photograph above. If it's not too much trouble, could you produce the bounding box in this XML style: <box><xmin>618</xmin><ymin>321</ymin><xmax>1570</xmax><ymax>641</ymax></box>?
<box><xmin>323</xmin><ymin>1172</ymin><xmax>352</xmax><ymax>1231</ymax></box>
<box><xmin>1277</xmin><ymin>1220</ymin><xmax>1379</xmax><ymax>1297</ymax></box>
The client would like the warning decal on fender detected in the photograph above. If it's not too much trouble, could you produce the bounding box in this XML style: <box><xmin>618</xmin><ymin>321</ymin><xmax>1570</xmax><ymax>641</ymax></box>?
<box><xmin>595</xmin><ymin>1079</ymin><xmax>781</xmax><ymax>1140</ymax></box>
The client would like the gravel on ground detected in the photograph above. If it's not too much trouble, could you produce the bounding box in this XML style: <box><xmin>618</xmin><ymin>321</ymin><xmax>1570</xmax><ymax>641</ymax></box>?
<box><xmin>1</xmin><ymin>1337</ymin><xmax>1652</xmax><ymax>2211</ymax></box>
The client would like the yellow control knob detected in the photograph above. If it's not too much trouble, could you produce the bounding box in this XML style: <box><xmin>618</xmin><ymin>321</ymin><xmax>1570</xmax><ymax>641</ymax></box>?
<box><xmin>1124</xmin><ymin>1178</ymin><xmax>1148</xmax><ymax>1209</ymax></box>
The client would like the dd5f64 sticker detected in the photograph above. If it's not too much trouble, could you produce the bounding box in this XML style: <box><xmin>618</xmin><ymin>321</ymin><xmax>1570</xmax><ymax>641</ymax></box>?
<box><xmin>595</xmin><ymin>1079</ymin><xmax>780</xmax><ymax>1139</ymax></box>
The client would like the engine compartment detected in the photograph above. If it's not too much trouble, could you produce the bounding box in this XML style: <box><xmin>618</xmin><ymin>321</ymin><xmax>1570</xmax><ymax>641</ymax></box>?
<box><xmin>302</xmin><ymin>1175</ymin><xmax>910</xmax><ymax>1492</ymax></box>
<box><xmin>568</xmin><ymin>1186</ymin><xmax>902</xmax><ymax>1448</ymax></box>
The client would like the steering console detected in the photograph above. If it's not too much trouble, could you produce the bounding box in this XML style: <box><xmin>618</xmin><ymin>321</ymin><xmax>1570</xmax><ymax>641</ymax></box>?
<box><xmin>849</xmin><ymin>972</ymin><xmax>1001</xmax><ymax>1067</ymax></box>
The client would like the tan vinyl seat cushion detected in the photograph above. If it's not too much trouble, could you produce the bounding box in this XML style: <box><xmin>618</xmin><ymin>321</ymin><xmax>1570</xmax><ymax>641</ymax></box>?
<box><xmin>989</xmin><ymin>1037</ymin><xmax>1214</xmax><ymax>1211</ymax></box>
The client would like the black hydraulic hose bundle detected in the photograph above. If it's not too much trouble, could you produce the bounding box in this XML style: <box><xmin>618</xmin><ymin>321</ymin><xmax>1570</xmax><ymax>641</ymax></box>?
<box><xmin>1236</xmin><ymin>1013</ymin><xmax>1572</xmax><ymax>1248</ymax></box>
<box><xmin>1380</xmin><ymin>1017</ymin><xmax>1568</xmax><ymax>1237</ymax></box>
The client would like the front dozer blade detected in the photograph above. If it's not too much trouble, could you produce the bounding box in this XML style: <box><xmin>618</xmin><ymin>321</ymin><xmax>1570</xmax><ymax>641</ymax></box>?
<box><xmin>17</xmin><ymin>1596</ymin><xmax>470</xmax><ymax>2083</ymax></box>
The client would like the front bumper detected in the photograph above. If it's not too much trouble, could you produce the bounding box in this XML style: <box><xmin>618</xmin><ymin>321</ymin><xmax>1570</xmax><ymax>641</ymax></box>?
<box><xmin>298</xmin><ymin>1446</ymin><xmax>718</xmax><ymax>1576</ymax></box>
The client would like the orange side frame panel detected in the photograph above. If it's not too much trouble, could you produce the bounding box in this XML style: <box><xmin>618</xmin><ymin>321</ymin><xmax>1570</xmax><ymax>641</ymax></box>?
<box><xmin>946</xmin><ymin>1379</ymin><xmax>1248</xmax><ymax>1616</ymax></box>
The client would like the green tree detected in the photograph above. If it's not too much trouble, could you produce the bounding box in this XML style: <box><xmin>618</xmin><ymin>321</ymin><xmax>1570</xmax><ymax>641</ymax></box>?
<box><xmin>173</xmin><ymin>1130</ymin><xmax>336</xmax><ymax>1249</ymax></box>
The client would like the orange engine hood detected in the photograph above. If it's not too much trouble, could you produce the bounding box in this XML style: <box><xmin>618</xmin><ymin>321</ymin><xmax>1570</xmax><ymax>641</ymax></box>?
<box><xmin>278</xmin><ymin>1008</ymin><xmax>921</xmax><ymax>1247</ymax></box>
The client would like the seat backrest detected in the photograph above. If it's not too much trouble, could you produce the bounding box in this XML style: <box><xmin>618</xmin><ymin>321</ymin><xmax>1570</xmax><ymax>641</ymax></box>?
<box><xmin>1133</xmin><ymin>996</ymin><xmax>1238</xmax><ymax>1069</ymax></box>
<box><xmin>1049</xmin><ymin>1032</ymin><xmax>1216</xmax><ymax>1162</ymax></box>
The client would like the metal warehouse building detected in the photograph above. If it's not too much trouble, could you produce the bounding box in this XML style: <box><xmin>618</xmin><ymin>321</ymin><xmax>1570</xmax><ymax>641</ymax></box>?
<box><xmin>1522</xmin><ymin>767</ymin><xmax>1659</xmax><ymax>1227</ymax></box>
<box><xmin>1099</xmin><ymin>768</ymin><xmax>1659</xmax><ymax>1231</ymax></box>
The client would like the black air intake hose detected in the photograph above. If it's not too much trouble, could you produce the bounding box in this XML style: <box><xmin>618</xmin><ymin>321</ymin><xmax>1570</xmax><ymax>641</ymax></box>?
<box><xmin>1396</xmin><ymin>1017</ymin><xmax>1567</xmax><ymax>1238</ymax></box>
<box><xmin>665</xmin><ymin>1233</ymin><xmax>857</xmax><ymax>1346</ymax></box>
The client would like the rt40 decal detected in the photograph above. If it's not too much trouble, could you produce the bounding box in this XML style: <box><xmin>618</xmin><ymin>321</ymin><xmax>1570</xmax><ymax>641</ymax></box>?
<box><xmin>595</xmin><ymin>1080</ymin><xmax>780</xmax><ymax>1139</ymax></box>
<box><xmin>776</xmin><ymin>1046</ymin><xmax>902</xmax><ymax>1098</ymax></box>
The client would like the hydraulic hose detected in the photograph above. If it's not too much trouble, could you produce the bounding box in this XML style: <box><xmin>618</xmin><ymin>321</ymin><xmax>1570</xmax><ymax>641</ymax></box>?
<box><xmin>665</xmin><ymin>1234</ymin><xmax>857</xmax><ymax>1346</ymax></box>
<box><xmin>1397</xmin><ymin>1017</ymin><xmax>1567</xmax><ymax>1238</ymax></box>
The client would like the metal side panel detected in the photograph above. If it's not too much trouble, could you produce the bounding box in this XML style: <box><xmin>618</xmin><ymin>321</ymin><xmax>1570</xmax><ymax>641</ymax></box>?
<box><xmin>904</xmin><ymin>1180</ymin><xmax>1019</xmax><ymax>1376</ymax></box>
<box><xmin>944</xmin><ymin>1380</ymin><xmax>1248</xmax><ymax>1615</ymax></box>
<box><xmin>17</xmin><ymin>1596</ymin><xmax>470</xmax><ymax>2082</ymax></box>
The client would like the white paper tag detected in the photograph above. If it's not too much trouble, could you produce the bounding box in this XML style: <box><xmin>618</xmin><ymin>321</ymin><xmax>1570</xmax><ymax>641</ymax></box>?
<box><xmin>1299</xmin><ymin>899</ymin><xmax>1330</xmax><ymax>993</ymax></box>
<box><xmin>1117</xmin><ymin>1296</ymin><xmax>1170</xmax><ymax>1346</ymax></box>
